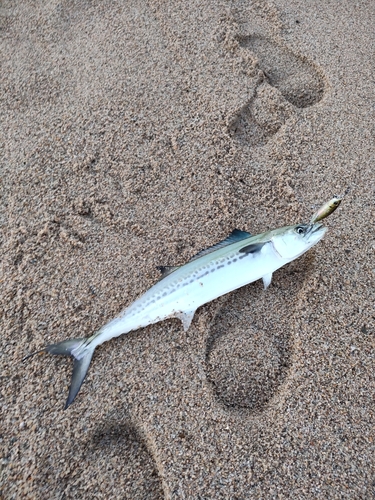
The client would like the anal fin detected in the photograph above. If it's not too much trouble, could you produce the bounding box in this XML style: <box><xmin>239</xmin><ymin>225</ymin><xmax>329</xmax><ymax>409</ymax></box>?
<box><xmin>262</xmin><ymin>272</ymin><xmax>273</xmax><ymax>289</ymax></box>
<box><xmin>175</xmin><ymin>310</ymin><xmax>196</xmax><ymax>331</ymax></box>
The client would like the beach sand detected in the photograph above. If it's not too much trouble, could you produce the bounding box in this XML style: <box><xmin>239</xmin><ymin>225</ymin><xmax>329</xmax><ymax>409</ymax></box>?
<box><xmin>1</xmin><ymin>0</ymin><xmax>374</xmax><ymax>498</ymax></box>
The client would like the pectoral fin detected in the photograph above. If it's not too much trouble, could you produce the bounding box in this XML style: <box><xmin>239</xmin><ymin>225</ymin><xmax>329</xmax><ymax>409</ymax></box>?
<box><xmin>262</xmin><ymin>272</ymin><xmax>273</xmax><ymax>289</ymax></box>
<box><xmin>239</xmin><ymin>242</ymin><xmax>266</xmax><ymax>254</ymax></box>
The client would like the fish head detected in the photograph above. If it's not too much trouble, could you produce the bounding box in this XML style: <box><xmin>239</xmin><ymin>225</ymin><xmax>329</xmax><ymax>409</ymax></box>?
<box><xmin>270</xmin><ymin>222</ymin><xmax>327</xmax><ymax>260</ymax></box>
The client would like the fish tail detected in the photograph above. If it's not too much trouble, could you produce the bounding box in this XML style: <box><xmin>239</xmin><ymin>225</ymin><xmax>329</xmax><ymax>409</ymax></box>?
<box><xmin>23</xmin><ymin>337</ymin><xmax>95</xmax><ymax>410</ymax></box>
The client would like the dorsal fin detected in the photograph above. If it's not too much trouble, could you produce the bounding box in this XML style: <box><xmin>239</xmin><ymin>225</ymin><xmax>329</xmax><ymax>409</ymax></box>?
<box><xmin>188</xmin><ymin>229</ymin><xmax>252</xmax><ymax>262</ymax></box>
<box><xmin>156</xmin><ymin>265</ymin><xmax>180</xmax><ymax>281</ymax></box>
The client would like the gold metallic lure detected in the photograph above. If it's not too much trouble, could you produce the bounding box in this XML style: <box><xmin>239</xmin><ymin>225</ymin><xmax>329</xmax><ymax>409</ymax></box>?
<box><xmin>310</xmin><ymin>196</ymin><xmax>342</xmax><ymax>223</ymax></box>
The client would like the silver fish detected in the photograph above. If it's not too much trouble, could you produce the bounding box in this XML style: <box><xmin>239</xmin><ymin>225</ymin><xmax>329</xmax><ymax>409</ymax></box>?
<box><xmin>24</xmin><ymin>221</ymin><xmax>326</xmax><ymax>408</ymax></box>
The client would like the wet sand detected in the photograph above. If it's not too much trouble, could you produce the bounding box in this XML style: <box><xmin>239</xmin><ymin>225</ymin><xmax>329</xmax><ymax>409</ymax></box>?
<box><xmin>1</xmin><ymin>0</ymin><xmax>374</xmax><ymax>498</ymax></box>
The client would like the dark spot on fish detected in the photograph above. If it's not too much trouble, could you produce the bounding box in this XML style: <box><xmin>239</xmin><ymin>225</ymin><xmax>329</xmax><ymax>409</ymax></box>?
<box><xmin>217</xmin><ymin>264</ymin><xmax>225</xmax><ymax>269</ymax></box>
<box><xmin>196</xmin><ymin>270</ymin><xmax>210</xmax><ymax>280</ymax></box>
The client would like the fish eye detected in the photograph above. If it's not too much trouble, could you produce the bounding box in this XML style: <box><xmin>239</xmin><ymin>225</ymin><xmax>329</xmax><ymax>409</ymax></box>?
<box><xmin>295</xmin><ymin>225</ymin><xmax>306</xmax><ymax>235</ymax></box>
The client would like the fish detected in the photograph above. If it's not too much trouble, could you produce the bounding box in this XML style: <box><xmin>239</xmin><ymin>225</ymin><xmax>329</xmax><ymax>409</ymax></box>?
<box><xmin>23</xmin><ymin>221</ymin><xmax>327</xmax><ymax>409</ymax></box>
<box><xmin>310</xmin><ymin>196</ymin><xmax>342</xmax><ymax>223</ymax></box>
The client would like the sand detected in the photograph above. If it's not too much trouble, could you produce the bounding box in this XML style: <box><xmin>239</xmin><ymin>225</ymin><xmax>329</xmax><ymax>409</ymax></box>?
<box><xmin>1</xmin><ymin>0</ymin><xmax>374</xmax><ymax>498</ymax></box>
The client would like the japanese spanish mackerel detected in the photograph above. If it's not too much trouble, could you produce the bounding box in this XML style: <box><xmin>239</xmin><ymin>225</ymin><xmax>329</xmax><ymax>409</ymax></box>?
<box><xmin>24</xmin><ymin>221</ymin><xmax>326</xmax><ymax>409</ymax></box>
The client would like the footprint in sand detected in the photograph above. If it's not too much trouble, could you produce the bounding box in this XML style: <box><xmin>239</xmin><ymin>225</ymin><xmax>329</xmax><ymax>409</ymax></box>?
<box><xmin>206</xmin><ymin>318</ymin><xmax>287</xmax><ymax>412</ymax></box>
<box><xmin>229</xmin><ymin>35</ymin><xmax>326</xmax><ymax>147</ymax></box>
<box><xmin>206</xmin><ymin>287</ymin><xmax>290</xmax><ymax>413</ymax></box>
<box><xmin>78</xmin><ymin>420</ymin><xmax>164</xmax><ymax>499</ymax></box>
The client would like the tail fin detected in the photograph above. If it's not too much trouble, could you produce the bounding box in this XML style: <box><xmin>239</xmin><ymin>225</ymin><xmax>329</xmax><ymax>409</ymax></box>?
<box><xmin>23</xmin><ymin>338</ymin><xmax>95</xmax><ymax>410</ymax></box>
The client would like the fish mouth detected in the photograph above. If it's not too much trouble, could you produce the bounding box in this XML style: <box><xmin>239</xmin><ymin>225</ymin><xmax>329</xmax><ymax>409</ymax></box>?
<box><xmin>306</xmin><ymin>222</ymin><xmax>324</xmax><ymax>236</ymax></box>
<box><xmin>305</xmin><ymin>222</ymin><xmax>327</xmax><ymax>244</ymax></box>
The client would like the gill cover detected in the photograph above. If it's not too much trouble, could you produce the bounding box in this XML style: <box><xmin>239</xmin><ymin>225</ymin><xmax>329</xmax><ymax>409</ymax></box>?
<box><xmin>271</xmin><ymin>224</ymin><xmax>325</xmax><ymax>260</ymax></box>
